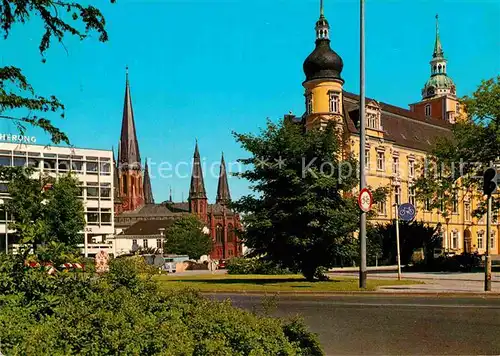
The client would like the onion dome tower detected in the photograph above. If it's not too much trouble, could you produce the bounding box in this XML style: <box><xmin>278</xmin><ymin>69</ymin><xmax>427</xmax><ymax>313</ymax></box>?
<box><xmin>303</xmin><ymin>0</ymin><xmax>345</xmax><ymax>131</ymax></box>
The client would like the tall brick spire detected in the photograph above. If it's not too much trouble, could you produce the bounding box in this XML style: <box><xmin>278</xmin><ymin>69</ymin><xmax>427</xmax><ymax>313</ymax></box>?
<box><xmin>216</xmin><ymin>153</ymin><xmax>231</xmax><ymax>205</ymax></box>
<box><xmin>143</xmin><ymin>159</ymin><xmax>154</xmax><ymax>204</ymax></box>
<box><xmin>189</xmin><ymin>141</ymin><xmax>207</xmax><ymax>199</ymax></box>
<box><xmin>118</xmin><ymin>66</ymin><xmax>141</xmax><ymax>170</ymax></box>
<box><xmin>188</xmin><ymin>141</ymin><xmax>208</xmax><ymax>220</ymax></box>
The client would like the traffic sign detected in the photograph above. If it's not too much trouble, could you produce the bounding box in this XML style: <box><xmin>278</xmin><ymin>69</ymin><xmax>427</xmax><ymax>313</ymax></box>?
<box><xmin>358</xmin><ymin>188</ymin><xmax>373</xmax><ymax>212</ymax></box>
<box><xmin>398</xmin><ymin>203</ymin><xmax>416</xmax><ymax>222</ymax></box>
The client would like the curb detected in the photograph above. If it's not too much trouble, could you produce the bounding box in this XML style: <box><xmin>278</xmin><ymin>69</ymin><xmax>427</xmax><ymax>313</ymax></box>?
<box><xmin>202</xmin><ymin>290</ymin><xmax>500</xmax><ymax>297</ymax></box>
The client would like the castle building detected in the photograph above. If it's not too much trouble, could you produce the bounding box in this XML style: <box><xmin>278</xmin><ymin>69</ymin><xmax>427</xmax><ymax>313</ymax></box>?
<box><xmin>113</xmin><ymin>70</ymin><xmax>241</xmax><ymax>259</ymax></box>
<box><xmin>289</xmin><ymin>2</ymin><xmax>499</xmax><ymax>255</ymax></box>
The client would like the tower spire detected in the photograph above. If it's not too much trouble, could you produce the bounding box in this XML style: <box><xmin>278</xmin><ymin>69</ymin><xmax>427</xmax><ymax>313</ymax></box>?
<box><xmin>315</xmin><ymin>0</ymin><xmax>329</xmax><ymax>40</ymax></box>
<box><xmin>143</xmin><ymin>158</ymin><xmax>154</xmax><ymax>204</ymax></box>
<box><xmin>216</xmin><ymin>152</ymin><xmax>231</xmax><ymax>205</ymax></box>
<box><xmin>433</xmin><ymin>14</ymin><xmax>444</xmax><ymax>58</ymax></box>
<box><xmin>189</xmin><ymin>141</ymin><xmax>207</xmax><ymax>199</ymax></box>
<box><xmin>119</xmin><ymin>66</ymin><xmax>141</xmax><ymax>170</ymax></box>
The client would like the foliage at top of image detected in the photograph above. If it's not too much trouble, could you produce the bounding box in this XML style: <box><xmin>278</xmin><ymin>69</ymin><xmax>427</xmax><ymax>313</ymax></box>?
<box><xmin>0</xmin><ymin>0</ymin><xmax>115</xmax><ymax>144</ymax></box>
<box><xmin>0</xmin><ymin>254</ymin><xmax>324</xmax><ymax>355</ymax></box>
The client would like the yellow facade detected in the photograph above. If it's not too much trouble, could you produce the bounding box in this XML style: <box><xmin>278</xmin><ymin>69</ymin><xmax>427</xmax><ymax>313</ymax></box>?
<box><xmin>303</xmin><ymin>78</ymin><xmax>499</xmax><ymax>256</ymax></box>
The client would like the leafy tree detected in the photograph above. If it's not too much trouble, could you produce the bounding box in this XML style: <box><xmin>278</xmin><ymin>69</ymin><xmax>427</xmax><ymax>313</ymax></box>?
<box><xmin>232</xmin><ymin>119</ymin><xmax>363</xmax><ymax>281</ymax></box>
<box><xmin>164</xmin><ymin>215</ymin><xmax>212</xmax><ymax>260</ymax></box>
<box><xmin>0</xmin><ymin>0</ymin><xmax>114</xmax><ymax>144</ymax></box>
<box><xmin>413</xmin><ymin>76</ymin><xmax>500</xmax><ymax>217</ymax></box>
<box><xmin>4</xmin><ymin>168</ymin><xmax>85</xmax><ymax>252</ymax></box>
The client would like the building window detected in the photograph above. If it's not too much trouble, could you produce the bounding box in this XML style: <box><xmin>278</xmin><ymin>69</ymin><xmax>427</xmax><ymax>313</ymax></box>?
<box><xmin>493</xmin><ymin>209</ymin><xmax>498</xmax><ymax>224</ymax></box>
<box><xmin>491</xmin><ymin>232</ymin><xmax>496</xmax><ymax>249</ymax></box>
<box><xmin>365</xmin><ymin>149</ymin><xmax>370</xmax><ymax>171</ymax></box>
<box><xmin>87</xmin><ymin>183</ymin><xmax>99</xmax><ymax>200</ymax></box>
<box><xmin>157</xmin><ymin>238</ymin><xmax>163</xmax><ymax>249</ymax></box>
<box><xmin>376</xmin><ymin>151</ymin><xmax>385</xmax><ymax>171</ymax></box>
<box><xmin>87</xmin><ymin>208</ymin><xmax>99</xmax><ymax>224</ymax></box>
<box><xmin>377</xmin><ymin>201</ymin><xmax>386</xmax><ymax>216</ymax></box>
<box><xmin>465</xmin><ymin>203</ymin><xmax>471</xmax><ymax>222</ymax></box>
<box><xmin>452</xmin><ymin>193</ymin><xmax>458</xmax><ymax>214</ymax></box>
<box><xmin>367</xmin><ymin>113</ymin><xmax>378</xmax><ymax>130</ymax></box>
<box><xmin>392</xmin><ymin>156</ymin><xmax>399</xmax><ymax>175</ymax></box>
<box><xmin>306</xmin><ymin>93</ymin><xmax>313</xmax><ymax>115</ymax></box>
<box><xmin>425</xmin><ymin>198</ymin><xmax>431</xmax><ymax>211</ymax></box>
<box><xmin>143</xmin><ymin>239</ymin><xmax>148</xmax><ymax>248</ymax></box>
<box><xmin>227</xmin><ymin>224</ymin><xmax>234</xmax><ymax>242</ymax></box>
<box><xmin>216</xmin><ymin>224</ymin><xmax>223</xmax><ymax>244</ymax></box>
<box><xmin>408</xmin><ymin>186</ymin><xmax>416</xmax><ymax>206</ymax></box>
<box><xmin>408</xmin><ymin>159</ymin><xmax>415</xmax><ymax>178</ymax></box>
<box><xmin>86</xmin><ymin>160</ymin><xmax>98</xmax><ymax>174</ymax></box>
<box><xmin>101</xmin><ymin>208</ymin><xmax>112</xmax><ymax>225</ymax></box>
<box><xmin>132</xmin><ymin>239</ymin><xmax>137</xmax><ymax>246</ymax></box>
<box><xmin>228</xmin><ymin>249</ymin><xmax>234</xmax><ymax>257</ymax></box>
<box><xmin>425</xmin><ymin>104</ymin><xmax>431</xmax><ymax>117</ymax></box>
<box><xmin>329</xmin><ymin>92</ymin><xmax>340</xmax><ymax>113</ymax></box>
<box><xmin>452</xmin><ymin>231</ymin><xmax>458</xmax><ymax>249</ymax></box>
<box><xmin>477</xmin><ymin>232</ymin><xmax>484</xmax><ymax>249</ymax></box>
<box><xmin>394</xmin><ymin>186</ymin><xmax>401</xmax><ymax>205</ymax></box>
<box><xmin>456</xmin><ymin>103</ymin><xmax>460</xmax><ymax>114</ymax></box>
<box><xmin>100</xmin><ymin>183</ymin><xmax>111</xmax><ymax>200</ymax></box>
<box><xmin>100</xmin><ymin>160</ymin><xmax>111</xmax><ymax>176</ymax></box>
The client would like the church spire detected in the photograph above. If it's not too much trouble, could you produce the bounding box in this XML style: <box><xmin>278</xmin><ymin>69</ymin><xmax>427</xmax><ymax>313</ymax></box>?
<box><xmin>216</xmin><ymin>153</ymin><xmax>231</xmax><ymax>205</ymax></box>
<box><xmin>143</xmin><ymin>159</ymin><xmax>154</xmax><ymax>204</ymax></box>
<box><xmin>189</xmin><ymin>141</ymin><xmax>207</xmax><ymax>199</ymax></box>
<box><xmin>118</xmin><ymin>66</ymin><xmax>141</xmax><ymax>170</ymax></box>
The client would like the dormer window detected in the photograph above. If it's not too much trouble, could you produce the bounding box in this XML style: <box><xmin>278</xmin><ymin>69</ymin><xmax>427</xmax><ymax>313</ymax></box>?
<box><xmin>306</xmin><ymin>93</ymin><xmax>313</xmax><ymax>115</ymax></box>
<box><xmin>329</xmin><ymin>92</ymin><xmax>340</xmax><ymax>113</ymax></box>
<box><xmin>365</xmin><ymin>101</ymin><xmax>382</xmax><ymax>130</ymax></box>
<box><xmin>425</xmin><ymin>104</ymin><xmax>431</xmax><ymax>117</ymax></box>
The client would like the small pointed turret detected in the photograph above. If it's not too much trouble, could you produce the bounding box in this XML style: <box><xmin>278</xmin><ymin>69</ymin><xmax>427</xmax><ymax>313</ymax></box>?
<box><xmin>216</xmin><ymin>153</ymin><xmax>231</xmax><ymax>205</ymax></box>
<box><xmin>112</xmin><ymin>146</ymin><xmax>121</xmax><ymax>201</ymax></box>
<box><xmin>143</xmin><ymin>159</ymin><xmax>154</xmax><ymax>204</ymax></box>
<box><xmin>189</xmin><ymin>141</ymin><xmax>207</xmax><ymax>199</ymax></box>
<box><xmin>118</xmin><ymin>66</ymin><xmax>141</xmax><ymax>170</ymax></box>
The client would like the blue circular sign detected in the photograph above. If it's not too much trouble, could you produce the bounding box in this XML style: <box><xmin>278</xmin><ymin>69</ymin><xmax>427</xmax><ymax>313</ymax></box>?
<box><xmin>398</xmin><ymin>203</ymin><xmax>416</xmax><ymax>222</ymax></box>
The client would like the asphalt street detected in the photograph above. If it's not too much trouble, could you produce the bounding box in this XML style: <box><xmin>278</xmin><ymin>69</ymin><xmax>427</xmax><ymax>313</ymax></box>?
<box><xmin>208</xmin><ymin>294</ymin><xmax>500</xmax><ymax>355</ymax></box>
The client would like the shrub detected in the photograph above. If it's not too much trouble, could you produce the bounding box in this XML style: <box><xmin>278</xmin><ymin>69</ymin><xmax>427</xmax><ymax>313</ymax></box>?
<box><xmin>0</xmin><ymin>254</ymin><xmax>322</xmax><ymax>355</ymax></box>
<box><xmin>404</xmin><ymin>253</ymin><xmax>482</xmax><ymax>272</ymax></box>
<box><xmin>227</xmin><ymin>257</ymin><xmax>292</xmax><ymax>275</ymax></box>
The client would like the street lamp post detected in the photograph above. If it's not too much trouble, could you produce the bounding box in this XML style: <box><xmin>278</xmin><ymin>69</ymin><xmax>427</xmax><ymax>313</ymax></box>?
<box><xmin>359</xmin><ymin>0</ymin><xmax>367</xmax><ymax>289</ymax></box>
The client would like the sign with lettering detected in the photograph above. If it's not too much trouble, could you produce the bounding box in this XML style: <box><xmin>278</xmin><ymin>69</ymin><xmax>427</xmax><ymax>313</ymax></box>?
<box><xmin>0</xmin><ymin>133</ymin><xmax>36</xmax><ymax>144</ymax></box>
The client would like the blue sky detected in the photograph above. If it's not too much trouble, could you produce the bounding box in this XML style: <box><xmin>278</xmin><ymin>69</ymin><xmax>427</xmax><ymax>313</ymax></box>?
<box><xmin>1</xmin><ymin>0</ymin><xmax>499</xmax><ymax>203</ymax></box>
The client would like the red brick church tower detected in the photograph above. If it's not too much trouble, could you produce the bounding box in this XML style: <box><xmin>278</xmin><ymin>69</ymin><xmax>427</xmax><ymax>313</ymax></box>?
<box><xmin>115</xmin><ymin>68</ymin><xmax>144</xmax><ymax>214</ymax></box>
<box><xmin>188</xmin><ymin>141</ymin><xmax>208</xmax><ymax>222</ymax></box>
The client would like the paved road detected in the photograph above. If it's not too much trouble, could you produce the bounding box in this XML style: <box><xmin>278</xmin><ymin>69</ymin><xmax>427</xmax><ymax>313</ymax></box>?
<box><xmin>208</xmin><ymin>294</ymin><xmax>500</xmax><ymax>355</ymax></box>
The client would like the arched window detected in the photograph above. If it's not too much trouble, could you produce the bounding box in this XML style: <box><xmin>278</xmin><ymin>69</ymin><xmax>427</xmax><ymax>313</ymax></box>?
<box><xmin>227</xmin><ymin>224</ymin><xmax>234</xmax><ymax>242</ymax></box>
<box><xmin>216</xmin><ymin>224</ymin><xmax>223</xmax><ymax>244</ymax></box>
<box><xmin>433</xmin><ymin>65</ymin><xmax>437</xmax><ymax>73</ymax></box>
<box><xmin>438</xmin><ymin>64</ymin><xmax>442</xmax><ymax>73</ymax></box>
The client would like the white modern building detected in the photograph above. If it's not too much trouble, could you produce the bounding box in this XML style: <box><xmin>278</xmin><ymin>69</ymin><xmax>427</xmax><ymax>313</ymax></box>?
<box><xmin>0</xmin><ymin>141</ymin><xmax>115</xmax><ymax>256</ymax></box>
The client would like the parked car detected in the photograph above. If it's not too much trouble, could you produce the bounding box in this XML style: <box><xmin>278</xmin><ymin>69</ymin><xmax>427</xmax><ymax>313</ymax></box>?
<box><xmin>218</xmin><ymin>259</ymin><xmax>227</xmax><ymax>269</ymax></box>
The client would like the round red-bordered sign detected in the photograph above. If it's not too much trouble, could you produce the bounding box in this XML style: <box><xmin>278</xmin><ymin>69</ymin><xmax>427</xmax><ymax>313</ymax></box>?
<box><xmin>358</xmin><ymin>188</ymin><xmax>373</xmax><ymax>212</ymax></box>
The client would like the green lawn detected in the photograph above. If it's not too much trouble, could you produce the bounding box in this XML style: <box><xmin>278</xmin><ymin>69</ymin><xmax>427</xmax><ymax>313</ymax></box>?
<box><xmin>154</xmin><ymin>274</ymin><xmax>421</xmax><ymax>293</ymax></box>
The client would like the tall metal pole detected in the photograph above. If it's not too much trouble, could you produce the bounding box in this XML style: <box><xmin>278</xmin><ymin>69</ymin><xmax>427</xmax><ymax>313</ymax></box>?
<box><xmin>359</xmin><ymin>0</ymin><xmax>367</xmax><ymax>289</ymax></box>
<box><xmin>485</xmin><ymin>195</ymin><xmax>492</xmax><ymax>292</ymax></box>
<box><xmin>395</xmin><ymin>204</ymin><xmax>402</xmax><ymax>281</ymax></box>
